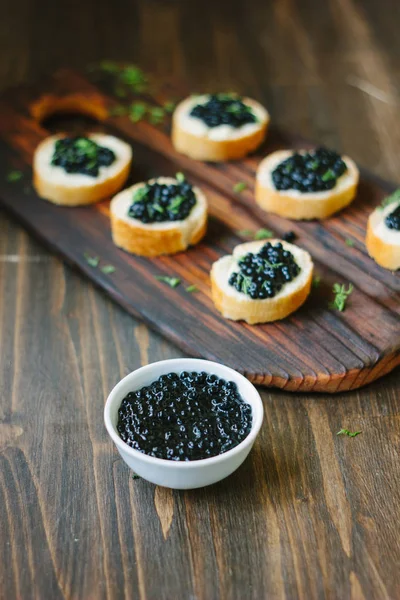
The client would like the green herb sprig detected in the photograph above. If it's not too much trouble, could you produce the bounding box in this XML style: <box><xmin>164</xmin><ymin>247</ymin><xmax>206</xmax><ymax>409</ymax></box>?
<box><xmin>237</xmin><ymin>228</ymin><xmax>274</xmax><ymax>240</ymax></box>
<box><xmin>186</xmin><ymin>285</ymin><xmax>198</xmax><ymax>293</ymax></box>
<box><xmin>7</xmin><ymin>170</ymin><xmax>23</xmax><ymax>182</ymax></box>
<box><xmin>329</xmin><ymin>283</ymin><xmax>354</xmax><ymax>311</ymax></box>
<box><xmin>337</xmin><ymin>428</ymin><xmax>362</xmax><ymax>438</ymax></box>
<box><xmin>312</xmin><ymin>275</ymin><xmax>321</xmax><ymax>288</ymax></box>
<box><xmin>84</xmin><ymin>253</ymin><xmax>116</xmax><ymax>274</ymax></box>
<box><xmin>379</xmin><ymin>188</ymin><xmax>400</xmax><ymax>210</ymax></box>
<box><xmin>233</xmin><ymin>181</ymin><xmax>247</xmax><ymax>193</ymax></box>
<box><xmin>156</xmin><ymin>276</ymin><xmax>181</xmax><ymax>288</ymax></box>
<box><xmin>345</xmin><ymin>238</ymin><xmax>355</xmax><ymax>247</ymax></box>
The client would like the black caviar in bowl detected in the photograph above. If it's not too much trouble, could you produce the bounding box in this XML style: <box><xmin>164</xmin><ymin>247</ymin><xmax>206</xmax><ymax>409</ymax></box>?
<box><xmin>272</xmin><ymin>147</ymin><xmax>347</xmax><ymax>193</ymax></box>
<box><xmin>117</xmin><ymin>371</ymin><xmax>253</xmax><ymax>461</ymax></box>
<box><xmin>51</xmin><ymin>136</ymin><xmax>116</xmax><ymax>177</ymax></box>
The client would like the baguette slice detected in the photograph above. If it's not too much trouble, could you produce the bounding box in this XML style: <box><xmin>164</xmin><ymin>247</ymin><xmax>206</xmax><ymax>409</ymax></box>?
<box><xmin>211</xmin><ymin>239</ymin><xmax>313</xmax><ymax>324</ymax></box>
<box><xmin>33</xmin><ymin>134</ymin><xmax>132</xmax><ymax>206</ymax></box>
<box><xmin>255</xmin><ymin>150</ymin><xmax>359</xmax><ymax>220</ymax></box>
<box><xmin>172</xmin><ymin>95</ymin><xmax>269</xmax><ymax>162</ymax></box>
<box><xmin>366</xmin><ymin>201</ymin><xmax>400</xmax><ymax>270</ymax></box>
<box><xmin>110</xmin><ymin>177</ymin><xmax>208</xmax><ymax>256</ymax></box>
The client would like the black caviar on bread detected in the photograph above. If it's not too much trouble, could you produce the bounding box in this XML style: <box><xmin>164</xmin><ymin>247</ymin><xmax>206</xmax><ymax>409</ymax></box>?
<box><xmin>255</xmin><ymin>148</ymin><xmax>359</xmax><ymax>220</ymax></box>
<box><xmin>110</xmin><ymin>173</ymin><xmax>208</xmax><ymax>256</ymax></box>
<box><xmin>211</xmin><ymin>239</ymin><xmax>314</xmax><ymax>324</ymax></box>
<box><xmin>366</xmin><ymin>190</ymin><xmax>400</xmax><ymax>270</ymax></box>
<box><xmin>172</xmin><ymin>93</ymin><xmax>270</xmax><ymax>162</ymax></box>
<box><xmin>33</xmin><ymin>133</ymin><xmax>132</xmax><ymax>206</ymax></box>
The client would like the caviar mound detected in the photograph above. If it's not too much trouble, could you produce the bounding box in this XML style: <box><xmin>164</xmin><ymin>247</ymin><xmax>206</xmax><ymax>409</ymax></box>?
<box><xmin>211</xmin><ymin>239</ymin><xmax>314</xmax><ymax>324</ymax></box>
<box><xmin>110</xmin><ymin>176</ymin><xmax>208</xmax><ymax>256</ymax></box>
<box><xmin>127</xmin><ymin>174</ymin><xmax>196</xmax><ymax>224</ymax></box>
<box><xmin>385</xmin><ymin>203</ymin><xmax>400</xmax><ymax>230</ymax></box>
<box><xmin>172</xmin><ymin>94</ymin><xmax>269</xmax><ymax>162</ymax></box>
<box><xmin>51</xmin><ymin>136</ymin><xmax>116</xmax><ymax>177</ymax></box>
<box><xmin>271</xmin><ymin>147</ymin><xmax>347</xmax><ymax>193</ymax></box>
<box><xmin>366</xmin><ymin>200</ymin><xmax>400</xmax><ymax>270</ymax></box>
<box><xmin>256</xmin><ymin>149</ymin><xmax>359</xmax><ymax>220</ymax></box>
<box><xmin>229</xmin><ymin>241</ymin><xmax>301</xmax><ymax>300</ymax></box>
<box><xmin>117</xmin><ymin>371</ymin><xmax>253</xmax><ymax>461</ymax></box>
<box><xmin>190</xmin><ymin>94</ymin><xmax>258</xmax><ymax>129</ymax></box>
<box><xmin>33</xmin><ymin>133</ymin><xmax>132</xmax><ymax>206</ymax></box>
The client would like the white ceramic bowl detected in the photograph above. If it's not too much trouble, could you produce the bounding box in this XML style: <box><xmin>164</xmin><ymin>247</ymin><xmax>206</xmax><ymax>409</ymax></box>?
<box><xmin>104</xmin><ymin>358</ymin><xmax>264</xmax><ymax>489</ymax></box>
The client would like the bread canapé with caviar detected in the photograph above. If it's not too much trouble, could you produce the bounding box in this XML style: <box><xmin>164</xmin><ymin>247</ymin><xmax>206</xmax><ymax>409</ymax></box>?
<box><xmin>33</xmin><ymin>134</ymin><xmax>132</xmax><ymax>206</ymax></box>
<box><xmin>366</xmin><ymin>190</ymin><xmax>400</xmax><ymax>270</ymax></box>
<box><xmin>255</xmin><ymin>147</ymin><xmax>359</xmax><ymax>220</ymax></box>
<box><xmin>110</xmin><ymin>173</ymin><xmax>207</xmax><ymax>257</ymax></box>
<box><xmin>211</xmin><ymin>239</ymin><xmax>314</xmax><ymax>324</ymax></box>
<box><xmin>172</xmin><ymin>93</ymin><xmax>269</xmax><ymax>162</ymax></box>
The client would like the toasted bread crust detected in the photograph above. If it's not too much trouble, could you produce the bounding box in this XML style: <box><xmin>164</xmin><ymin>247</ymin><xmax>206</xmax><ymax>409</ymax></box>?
<box><xmin>366</xmin><ymin>214</ymin><xmax>400</xmax><ymax>270</ymax></box>
<box><xmin>172</xmin><ymin>122</ymin><xmax>267</xmax><ymax>162</ymax></box>
<box><xmin>211</xmin><ymin>268</ymin><xmax>312</xmax><ymax>324</ymax></box>
<box><xmin>255</xmin><ymin>151</ymin><xmax>359</xmax><ymax>220</ymax></box>
<box><xmin>111</xmin><ymin>213</ymin><xmax>207</xmax><ymax>256</ymax></box>
<box><xmin>210</xmin><ymin>240</ymin><xmax>314</xmax><ymax>324</ymax></box>
<box><xmin>33</xmin><ymin>160</ymin><xmax>131</xmax><ymax>206</ymax></box>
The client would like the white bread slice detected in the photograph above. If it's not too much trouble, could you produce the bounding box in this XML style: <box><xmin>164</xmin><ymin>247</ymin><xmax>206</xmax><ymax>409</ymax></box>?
<box><xmin>110</xmin><ymin>177</ymin><xmax>208</xmax><ymax>256</ymax></box>
<box><xmin>33</xmin><ymin>134</ymin><xmax>132</xmax><ymax>206</ymax></box>
<box><xmin>211</xmin><ymin>239</ymin><xmax>313</xmax><ymax>324</ymax></box>
<box><xmin>172</xmin><ymin>95</ymin><xmax>269</xmax><ymax>162</ymax></box>
<box><xmin>255</xmin><ymin>150</ymin><xmax>359</xmax><ymax>220</ymax></box>
<box><xmin>366</xmin><ymin>201</ymin><xmax>400</xmax><ymax>270</ymax></box>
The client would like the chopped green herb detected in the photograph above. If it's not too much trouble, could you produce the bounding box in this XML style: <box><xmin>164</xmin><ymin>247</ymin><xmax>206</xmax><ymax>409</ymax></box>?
<box><xmin>99</xmin><ymin>60</ymin><xmax>120</xmax><ymax>74</ymax></box>
<box><xmin>321</xmin><ymin>169</ymin><xmax>336</xmax><ymax>182</ymax></box>
<box><xmin>169</xmin><ymin>195</ymin><xmax>185</xmax><ymax>213</ymax></box>
<box><xmin>329</xmin><ymin>283</ymin><xmax>354</xmax><ymax>312</ymax></box>
<box><xmin>345</xmin><ymin>238</ymin><xmax>355</xmax><ymax>247</ymax></box>
<box><xmin>186</xmin><ymin>284</ymin><xmax>198</xmax><ymax>293</ymax></box>
<box><xmin>312</xmin><ymin>275</ymin><xmax>321</xmax><ymax>288</ymax></box>
<box><xmin>129</xmin><ymin>102</ymin><xmax>147</xmax><ymax>122</ymax></box>
<box><xmin>156</xmin><ymin>276</ymin><xmax>181</xmax><ymax>288</ymax></box>
<box><xmin>337</xmin><ymin>428</ymin><xmax>362</xmax><ymax>438</ymax></box>
<box><xmin>175</xmin><ymin>172</ymin><xmax>185</xmax><ymax>183</ymax></box>
<box><xmin>309</xmin><ymin>160</ymin><xmax>320</xmax><ymax>171</ymax></box>
<box><xmin>7</xmin><ymin>170</ymin><xmax>23</xmax><ymax>182</ymax></box>
<box><xmin>101</xmin><ymin>264</ymin><xmax>116</xmax><ymax>274</ymax></box>
<box><xmin>148</xmin><ymin>106</ymin><xmax>165</xmax><ymax>125</ymax></box>
<box><xmin>233</xmin><ymin>181</ymin><xmax>247</xmax><ymax>193</ymax></box>
<box><xmin>240</xmin><ymin>275</ymin><xmax>252</xmax><ymax>295</ymax></box>
<box><xmin>379</xmin><ymin>188</ymin><xmax>400</xmax><ymax>210</ymax></box>
<box><xmin>254</xmin><ymin>228</ymin><xmax>274</xmax><ymax>240</ymax></box>
<box><xmin>119</xmin><ymin>65</ymin><xmax>148</xmax><ymax>92</ymax></box>
<box><xmin>163</xmin><ymin>101</ymin><xmax>176</xmax><ymax>113</ymax></box>
<box><xmin>236</xmin><ymin>228</ymin><xmax>274</xmax><ymax>240</ymax></box>
<box><xmin>109</xmin><ymin>104</ymin><xmax>128</xmax><ymax>117</ymax></box>
<box><xmin>132</xmin><ymin>186</ymin><xmax>148</xmax><ymax>203</ymax></box>
<box><xmin>84</xmin><ymin>253</ymin><xmax>99</xmax><ymax>268</ymax></box>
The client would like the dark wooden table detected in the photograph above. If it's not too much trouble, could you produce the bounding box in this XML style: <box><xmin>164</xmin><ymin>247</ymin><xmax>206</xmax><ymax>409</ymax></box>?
<box><xmin>1</xmin><ymin>1</ymin><xmax>400</xmax><ymax>598</ymax></box>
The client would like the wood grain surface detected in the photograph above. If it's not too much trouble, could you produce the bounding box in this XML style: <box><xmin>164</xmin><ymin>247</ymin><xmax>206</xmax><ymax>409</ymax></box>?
<box><xmin>0</xmin><ymin>68</ymin><xmax>399</xmax><ymax>392</ymax></box>
<box><xmin>1</xmin><ymin>0</ymin><xmax>400</xmax><ymax>599</ymax></box>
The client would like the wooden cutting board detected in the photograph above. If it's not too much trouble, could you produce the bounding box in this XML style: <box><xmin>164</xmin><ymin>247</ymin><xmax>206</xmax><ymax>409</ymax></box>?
<box><xmin>0</xmin><ymin>67</ymin><xmax>399</xmax><ymax>392</ymax></box>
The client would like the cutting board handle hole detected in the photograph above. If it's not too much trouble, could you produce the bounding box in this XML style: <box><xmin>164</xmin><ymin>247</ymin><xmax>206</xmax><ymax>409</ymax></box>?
<box><xmin>30</xmin><ymin>93</ymin><xmax>108</xmax><ymax>135</ymax></box>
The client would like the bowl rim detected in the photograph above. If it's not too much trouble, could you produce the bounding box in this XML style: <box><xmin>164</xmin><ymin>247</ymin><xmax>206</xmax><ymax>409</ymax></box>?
<box><xmin>104</xmin><ymin>358</ymin><xmax>264</xmax><ymax>469</ymax></box>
